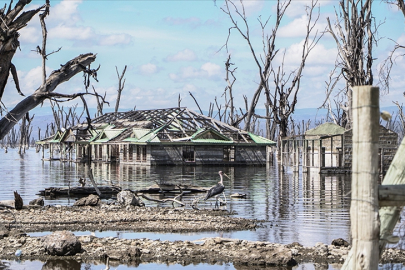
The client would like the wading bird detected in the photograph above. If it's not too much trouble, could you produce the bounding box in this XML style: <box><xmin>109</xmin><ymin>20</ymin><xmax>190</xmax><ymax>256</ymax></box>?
<box><xmin>204</xmin><ymin>171</ymin><xmax>229</xmax><ymax>208</ymax></box>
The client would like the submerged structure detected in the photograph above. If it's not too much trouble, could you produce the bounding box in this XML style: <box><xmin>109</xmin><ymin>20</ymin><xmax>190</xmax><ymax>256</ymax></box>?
<box><xmin>37</xmin><ymin>107</ymin><xmax>276</xmax><ymax>166</ymax></box>
<box><xmin>280</xmin><ymin>122</ymin><xmax>398</xmax><ymax>174</ymax></box>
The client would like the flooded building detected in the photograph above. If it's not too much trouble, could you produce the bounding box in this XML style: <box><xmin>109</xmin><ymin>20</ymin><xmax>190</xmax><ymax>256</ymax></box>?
<box><xmin>37</xmin><ymin>107</ymin><xmax>276</xmax><ymax>166</ymax></box>
<box><xmin>281</xmin><ymin>122</ymin><xmax>398</xmax><ymax>174</ymax></box>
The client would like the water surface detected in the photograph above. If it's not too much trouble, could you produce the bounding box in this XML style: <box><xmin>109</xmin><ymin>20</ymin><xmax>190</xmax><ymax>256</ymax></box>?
<box><xmin>0</xmin><ymin>149</ymin><xmax>352</xmax><ymax>246</ymax></box>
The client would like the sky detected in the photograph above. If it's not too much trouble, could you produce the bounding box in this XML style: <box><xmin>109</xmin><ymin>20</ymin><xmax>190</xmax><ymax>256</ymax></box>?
<box><xmin>3</xmin><ymin>0</ymin><xmax>405</xmax><ymax>117</ymax></box>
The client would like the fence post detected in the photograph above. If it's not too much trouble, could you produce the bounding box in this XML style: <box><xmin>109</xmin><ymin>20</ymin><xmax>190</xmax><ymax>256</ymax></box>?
<box><xmin>341</xmin><ymin>86</ymin><xmax>380</xmax><ymax>269</ymax></box>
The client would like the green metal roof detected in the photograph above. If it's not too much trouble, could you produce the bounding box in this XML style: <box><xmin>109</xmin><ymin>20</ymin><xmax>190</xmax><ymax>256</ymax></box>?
<box><xmin>305</xmin><ymin>122</ymin><xmax>345</xmax><ymax>136</ymax></box>
<box><xmin>191</xmin><ymin>139</ymin><xmax>234</xmax><ymax>144</ymax></box>
<box><xmin>248</xmin><ymin>133</ymin><xmax>276</xmax><ymax>145</ymax></box>
<box><xmin>191</xmin><ymin>128</ymin><xmax>232</xmax><ymax>141</ymax></box>
<box><xmin>93</xmin><ymin>128</ymin><xmax>126</xmax><ymax>143</ymax></box>
<box><xmin>123</xmin><ymin>128</ymin><xmax>161</xmax><ymax>143</ymax></box>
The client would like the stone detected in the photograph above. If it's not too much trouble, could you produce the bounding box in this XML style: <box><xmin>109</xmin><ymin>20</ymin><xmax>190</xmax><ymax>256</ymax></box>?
<box><xmin>73</xmin><ymin>195</ymin><xmax>100</xmax><ymax>207</ymax></box>
<box><xmin>117</xmin><ymin>190</ymin><xmax>141</xmax><ymax>207</ymax></box>
<box><xmin>29</xmin><ymin>198</ymin><xmax>44</xmax><ymax>206</ymax></box>
<box><xmin>0</xmin><ymin>225</ymin><xmax>9</xmax><ymax>239</ymax></box>
<box><xmin>42</xmin><ymin>231</ymin><xmax>81</xmax><ymax>256</ymax></box>
<box><xmin>331</xmin><ymin>238</ymin><xmax>349</xmax><ymax>247</ymax></box>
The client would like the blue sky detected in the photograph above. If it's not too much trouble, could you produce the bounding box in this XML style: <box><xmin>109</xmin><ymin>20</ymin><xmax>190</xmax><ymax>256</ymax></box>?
<box><xmin>4</xmin><ymin>0</ymin><xmax>405</xmax><ymax>116</ymax></box>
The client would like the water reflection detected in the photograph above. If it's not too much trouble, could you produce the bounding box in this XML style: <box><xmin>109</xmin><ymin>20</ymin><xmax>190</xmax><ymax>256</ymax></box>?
<box><xmin>2</xmin><ymin>259</ymin><xmax>405</xmax><ymax>270</ymax></box>
<box><xmin>0</xmin><ymin>149</ymin><xmax>353</xmax><ymax>246</ymax></box>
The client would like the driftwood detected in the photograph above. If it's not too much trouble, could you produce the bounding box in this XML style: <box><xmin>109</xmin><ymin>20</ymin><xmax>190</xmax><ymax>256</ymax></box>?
<box><xmin>37</xmin><ymin>186</ymin><xmax>122</xmax><ymax>197</ymax></box>
<box><xmin>142</xmin><ymin>183</ymin><xmax>209</xmax><ymax>193</ymax></box>
<box><xmin>139</xmin><ymin>194</ymin><xmax>185</xmax><ymax>207</ymax></box>
<box><xmin>37</xmin><ymin>183</ymin><xmax>209</xmax><ymax>198</ymax></box>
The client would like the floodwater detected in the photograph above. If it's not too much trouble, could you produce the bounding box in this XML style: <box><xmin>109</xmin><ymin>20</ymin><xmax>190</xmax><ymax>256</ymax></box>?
<box><xmin>0</xmin><ymin>148</ymin><xmax>404</xmax><ymax>269</ymax></box>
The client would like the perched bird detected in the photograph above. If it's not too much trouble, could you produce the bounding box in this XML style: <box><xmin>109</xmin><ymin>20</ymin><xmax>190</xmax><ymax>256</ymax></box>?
<box><xmin>204</xmin><ymin>171</ymin><xmax>229</xmax><ymax>208</ymax></box>
<box><xmin>78</xmin><ymin>177</ymin><xmax>86</xmax><ymax>187</ymax></box>
<box><xmin>381</xmin><ymin>111</ymin><xmax>392</xmax><ymax>121</ymax></box>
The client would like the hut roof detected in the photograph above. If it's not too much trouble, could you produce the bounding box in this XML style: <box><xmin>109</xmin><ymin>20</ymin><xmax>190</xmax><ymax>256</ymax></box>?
<box><xmin>305</xmin><ymin>122</ymin><xmax>345</xmax><ymax>136</ymax></box>
<box><xmin>38</xmin><ymin>107</ymin><xmax>277</xmax><ymax>146</ymax></box>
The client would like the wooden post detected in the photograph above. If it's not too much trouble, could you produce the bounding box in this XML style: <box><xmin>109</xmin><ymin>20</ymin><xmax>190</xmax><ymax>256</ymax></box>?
<box><xmin>341</xmin><ymin>86</ymin><xmax>380</xmax><ymax>270</ymax></box>
<box><xmin>318</xmin><ymin>139</ymin><xmax>323</xmax><ymax>168</ymax></box>
<box><xmin>379</xmin><ymin>136</ymin><xmax>405</xmax><ymax>254</ymax></box>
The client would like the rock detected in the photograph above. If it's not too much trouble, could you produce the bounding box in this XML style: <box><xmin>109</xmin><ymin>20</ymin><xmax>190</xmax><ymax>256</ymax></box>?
<box><xmin>314</xmin><ymin>242</ymin><xmax>329</xmax><ymax>257</ymax></box>
<box><xmin>0</xmin><ymin>200</ymin><xmax>15</xmax><ymax>208</ymax></box>
<box><xmin>0</xmin><ymin>225</ymin><xmax>9</xmax><ymax>239</ymax></box>
<box><xmin>129</xmin><ymin>246</ymin><xmax>142</xmax><ymax>257</ymax></box>
<box><xmin>73</xmin><ymin>194</ymin><xmax>100</xmax><ymax>207</ymax></box>
<box><xmin>331</xmin><ymin>238</ymin><xmax>349</xmax><ymax>247</ymax></box>
<box><xmin>42</xmin><ymin>231</ymin><xmax>81</xmax><ymax>256</ymax></box>
<box><xmin>117</xmin><ymin>190</ymin><xmax>141</xmax><ymax>207</ymax></box>
<box><xmin>29</xmin><ymin>198</ymin><xmax>44</xmax><ymax>206</ymax></box>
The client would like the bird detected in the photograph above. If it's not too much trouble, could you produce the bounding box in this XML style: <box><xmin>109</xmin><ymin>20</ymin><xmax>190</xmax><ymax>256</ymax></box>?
<box><xmin>204</xmin><ymin>171</ymin><xmax>229</xmax><ymax>208</ymax></box>
<box><xmin>78</xmin><ymin>177</ymin><xmax>86</xmax><ymax>187</ymax></box>
<box><xmin>381</xmin><ymin>111</ymin><xmax>392</xmax><ymax>121</ymax></box>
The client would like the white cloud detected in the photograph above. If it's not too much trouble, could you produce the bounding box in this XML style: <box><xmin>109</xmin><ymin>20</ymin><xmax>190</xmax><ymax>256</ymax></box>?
<box><xmin>21</xmin><ymin>66</ymin><xmax>45</xmax><ymax>91</ymax></box>
<box><xmin>277</xmin><ymin>40</ymin><xmax>337</xmax><ymax>67</ymax></box>
<box><xmin>201</xmin><ymin>62</ymin><xmax>221</xmax><ymax>77</ymax></box>
<box><xmin>279</xmin><ymin>15</ymin><xmax>327</xmax><ymax>38</ymax></box>
<box><xmin>166</xmin><ymin>49</ymin><xmax>196</xmax><ymax>62</ymax></box>
<box><xmin>19</xmin><ymin>27</ymin><xmax>41</xmax><ymax>44</ymax></box>
<box><xmin>169</xmin><ymin>62</ymin><xmax>222</xmax><ymax>82</ymax></box>
<box><xmin>49</xmin><ymin>25</ymin><xmax>94</xmax><ymax>40</ymax></box>
<box><xmin>140</xmin><ymin>63</ymin><xmax>158</xmax><ymax>75</ymax></box>
<box><xmin>49</xmin><ymin>0</ymin><xmax>83</xmax><ymax>25</ymax></box>
<box><xmin>226</xmin><ymin>0</ymin><xmax>265</xmax><ymax>17</ymax></box>
<box><xmin>182</xmin><ymin>84</ymin><xmax>198</xmax><ymax>93</ymax></box>
<box><xmin>99</xmin><ymin>34</ymin><xmax>132</xmax><ymax>46</ymax></box>
<box><xmin>284</xmin><ymin>0</ymin><xmax>332</xmax><ymax>18</ymax></box>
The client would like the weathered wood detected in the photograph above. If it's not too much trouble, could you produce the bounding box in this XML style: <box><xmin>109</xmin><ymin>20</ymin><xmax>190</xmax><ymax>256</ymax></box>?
<box><xmin>88</xmin><ymin>169</ymin><xmax>101</xmax><ymax>196</ymax></box>
<box><xmin>379</xmin><ymin>136</ymin><xmax>405</xmax><ymax>255</ymax></box>
<box><xmin>140</xmin><ymin>194</ymin><xmax>185</xmax><ymax>207</ymax></box>
<box><xmin>140</xmin><ymin>184</ymin><xmax>209</xmax><ymax>193</ymax></box>
<box><xmin>37</xmin><ymin>183</ymin><xmax>208</xmax><ymax>198</ymax></box>
<box><xmin>0</xmin><ymin>53</ymin><xmax>96</xmax><ymax>140</ymax></box>
<box><xmin>341</xmin><ymin>86</ymin><xmax>380</xmax><ymax>270</ymax></box>
<box><xmin>37</xmin><ymin>186</ymin><xmax>122</xmax><ymax>197</ymax></box>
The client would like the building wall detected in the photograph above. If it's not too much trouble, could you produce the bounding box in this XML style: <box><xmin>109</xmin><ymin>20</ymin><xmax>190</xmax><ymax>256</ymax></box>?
<box><xmin>148</xmin><ymin>145</ymin><xmax>268</xmax><ymax>165</ymax></box>
<box><xmin>81</xmin><ymin>143</ymin><xmax>269</xmax><ymax>165</ymax></box>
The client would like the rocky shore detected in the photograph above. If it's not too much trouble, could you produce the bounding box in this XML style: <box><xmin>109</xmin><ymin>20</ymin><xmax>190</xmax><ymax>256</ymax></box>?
<box><xmin>1</xmin><ymin>204</ymin><xmax>405</xmax><ymax>267</ymax></box>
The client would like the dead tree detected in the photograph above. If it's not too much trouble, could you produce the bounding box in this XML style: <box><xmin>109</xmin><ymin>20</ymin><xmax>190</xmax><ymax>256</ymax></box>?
<box><xmin>221</xmin><ymin>0</ymin><xmax>322</xmax><ymax>140</ymax></box>
<box><xmin>0</xmin><ymin>53</ymin><xmax>97</xmax><ymax>140</ymax></box>
<box><xmin>0</xmin><ymin>0</ymin><xmax>44</xmax><ymax>102</ymax></box>
<box><xmin>325</xmin><ymin>0</ymin><xmax>375</xmax><ymax>129</ymax></box>
<box><xmin>378</xmin><ymin>1</ymin><xmax>405</xmax><ymax>93</ymax></box>
<box><xmin>0</xmin><ymin>1</ymin><xmax>104</xmax><ymax>140</ymax></box>
<box><xmin>18</xmin><ymin>112</ymin><xmax>33</xmax><ymax>154</ymax></box>
<box><xmin>115</xmin><ymin>65</ymin><xmax>127</xmax><ymax>114</ymax></box>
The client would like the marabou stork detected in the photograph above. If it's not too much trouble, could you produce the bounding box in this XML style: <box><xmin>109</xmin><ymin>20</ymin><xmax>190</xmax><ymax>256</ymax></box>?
<box><xmin>204</xmin><ymin>171</ymin><xmax>229</xmax><ymax>208</ymax></box>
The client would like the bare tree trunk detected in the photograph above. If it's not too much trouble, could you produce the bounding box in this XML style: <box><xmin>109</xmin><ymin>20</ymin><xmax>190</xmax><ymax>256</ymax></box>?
<box><xmin>0</xmin><ymin>1</ymin><xmax>44</xmax><ymax>101</ymax></box>
<box><xmin>115</xmin><ymin>65</ymin><xmax>127</xmax><ymax>114</ymax></box>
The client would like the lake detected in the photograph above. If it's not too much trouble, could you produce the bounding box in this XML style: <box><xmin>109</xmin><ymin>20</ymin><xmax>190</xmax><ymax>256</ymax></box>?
<box><xmin>0</xmin><ymin>148</ymin><xmax>403</xmax><ymax>269</ymax></box>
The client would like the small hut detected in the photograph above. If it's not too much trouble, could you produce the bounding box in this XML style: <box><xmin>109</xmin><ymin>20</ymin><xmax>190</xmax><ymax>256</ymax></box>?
<box><xmin>281</xmin><ymin>122</ymin><xmax>398</xmax><ymax>174</ymax></box>
<box><xmin>37</xmin><ymin>107</ymin><xmax>276</xmax><ymax>166</ymax></box>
